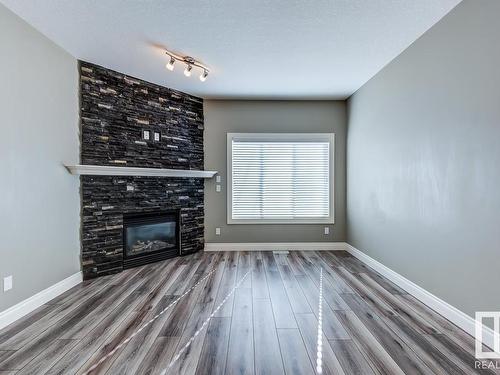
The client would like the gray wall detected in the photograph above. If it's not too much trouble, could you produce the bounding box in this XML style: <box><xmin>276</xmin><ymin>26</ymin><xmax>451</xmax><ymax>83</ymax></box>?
<box><xmin>204</xmin><ymin>100</ymin><xmax>346</xmax><ymax>243</ymax></box>
<box><xmin>347</xmin><ymin>0</ymin><xmax>500</xmax><ymax>319</ymax></box>
<box><xmin>0</xmin><ymin>5</ymin><xmax>80</xmax><ymax>311</ymax></box>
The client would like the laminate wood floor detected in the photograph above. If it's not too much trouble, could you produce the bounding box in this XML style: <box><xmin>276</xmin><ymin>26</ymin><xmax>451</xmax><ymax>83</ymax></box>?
<box><xmin>0</xmin><ymin>251</ymin><xmax>496</xmax><ymax>374</ymax></box>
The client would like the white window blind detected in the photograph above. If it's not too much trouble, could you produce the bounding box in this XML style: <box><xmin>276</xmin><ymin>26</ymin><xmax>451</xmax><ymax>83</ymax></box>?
<box><xmin>228</xmin><ymin>133</ymin><xmax>334</xmax><ymax>224</ymax></box>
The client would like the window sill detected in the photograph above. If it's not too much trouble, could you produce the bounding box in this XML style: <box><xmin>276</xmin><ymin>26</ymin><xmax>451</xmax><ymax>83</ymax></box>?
<box><xmin>227</xmin><ymin>219</ymin><xmax>335</xmax><ymax>225</ymax></box>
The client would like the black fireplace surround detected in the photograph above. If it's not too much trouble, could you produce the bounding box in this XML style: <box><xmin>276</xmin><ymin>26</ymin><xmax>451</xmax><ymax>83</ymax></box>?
<box><xmin>123</xmin><ymin>210</ymin><xmax>181</xmax><ymax>269</ymax></box>
<box><xmin>80</xmin><ymin>61</ymin><xmax>205</xmax><ymax>279</ymax></box>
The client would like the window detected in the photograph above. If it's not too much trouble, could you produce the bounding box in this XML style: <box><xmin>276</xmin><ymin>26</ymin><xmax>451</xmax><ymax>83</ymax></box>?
<box><xmin>227</xmin><ymin>133</ymin><xmax>334</xmax><ymax>224</ymax></box>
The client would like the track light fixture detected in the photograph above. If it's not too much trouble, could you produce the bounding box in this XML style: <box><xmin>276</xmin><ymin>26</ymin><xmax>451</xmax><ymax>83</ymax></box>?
<box><xmin>200</xmin><ymin>69</ymin><xmax>208</xmax><ymax>82</ymax></box>
<box><xmin>166</xmin><ymin>56</ymin><xmax>175</xmax><ymax>71</ymax></box>
<box><xmin>165</xmin><ymin>49</ymin><xmax>209</xmax><ymax>82</ymax></box>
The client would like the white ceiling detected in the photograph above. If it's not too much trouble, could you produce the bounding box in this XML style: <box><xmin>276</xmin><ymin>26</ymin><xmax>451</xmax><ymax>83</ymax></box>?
<box><xmin>1</xmin><ymin>0</ymin><xmax>461</xmax><ymax>99</ymax></box>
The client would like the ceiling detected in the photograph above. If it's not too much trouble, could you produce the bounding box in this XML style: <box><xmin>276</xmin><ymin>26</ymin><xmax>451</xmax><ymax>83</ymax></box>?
<box><xmin>1</xmin><ymin>0</ymin><xmax>461</xmax><ymax>99</ymax></box>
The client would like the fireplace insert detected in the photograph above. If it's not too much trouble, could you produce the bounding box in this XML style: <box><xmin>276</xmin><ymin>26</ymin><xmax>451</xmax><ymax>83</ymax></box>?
<box><xmin>123</xmin><ymin>210</ymin><xmax>181</xmax><ymax>268</ymax></box>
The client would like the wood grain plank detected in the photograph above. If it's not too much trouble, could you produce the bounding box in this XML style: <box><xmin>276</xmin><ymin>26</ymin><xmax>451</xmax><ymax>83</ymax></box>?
<box><xmin>285</xmin><ymin>252</ymin><xmax>306</xmax><ymax>276</ymax></box>
<box><xmin>0</xmin><ymin>305</ymin><xmax>58</xmax><ymax>345</ymax></box>
<box><xmin>262</xmin><ymin>252</ymin><xmax>297</xmax><ymax>329</ymax></box>
<box><xmin>199</xmin><ymin>253</ymin><xmax>226</xmax><ymax>305</ymax></box>
<box><xmin>329</xmin><ymin>340</ymin><xmax>379</xmax><ymax>375</ymax></box>
<box><xmin>360</xmin><ymin>271</ymin><xmax>408</xmax><ymax>296</ymax></box>
<box><xmin>168</xmin><ymin>256</ymin><xmax>205</xmax><ymax>296</ymax></box>
<box><xmin>195</xmin><ymin>318</ymin><xmax>231</xmax><ymax>375</ymax></box>
<box><xmin>277</xmin><ymin>329</ymin><xmax>314</xmax><ymax>375</ymax></box>
<box><xmin>382</xmin><ymin>315</ymin><xmax>470</xmax><ymax>375</ymax></box>
<box><xmin>47</xmin><ymin>263</ymin><xmax>185</xmax><ymax>375</ymax></box>
<box><xmin>251</xmin><ymin>252</ymin><xmax>269</xmax><ymax>300</ymax></box>
<box><xmin>60</xmin><ymin>263</ymin><xmax>165</xmax><ymax>340</ymax></box>
<box><xmin>424</xmin><ymin>333</ymin><xmax>495</xmax><ymax>375</ymax></box>
<box><xmin>0</xmin><ymin>354</ymin><xmax>14</xmax><ymax>366</ymax></box>
<box><xmin>104</xmin><ymin>256</ymin><xmax>216</xmax><ymax>374</ymax></box>
<box><xmin>46</xmin><ymin>274</ymin><xmax>114</xmax><ymax>306</ymax></box>
<box><xmin>318</xmin><ymin>251</ymin><xmax>345</xmax><ymax>266</ymax></box>
<box><xmin>167</xmin><ymin>254</ymin><xmax>226</xmax><ymax>375</ymax></box>
<box><xmin>294</xmin><ymin>313</ymin><xmax>345</xmax><ymax>375</ymax></box>
<box><xmin>134</xmin><ymin>337</ymin><xmax>180</xmax><ymax>375</ymax></box>
<box><xmin>357</xmin><ymin>273</ymin><xmax>441</xmax><ymax>334</ymax></box>
<box><xmin>334</xmin><ymin>311</ymin><xmax>404</xmax><ymax>375</ymax></box>
<box><xmin>295</xmin><ymin>275</ymin><xmax>349</xmax><ymax>340</ymax></box>
<box><xmin>0</xmin><ymin>280</ymin><xmax>137</xmax><ymax>371</ymax></box>
<box><xmin>76</xmin><ymin>295</ymin><xmax>177</xmax><ymax>375</ymax></box>
<box><xmin>212</xmin><ymin>252</ymin><xmax>239</xmax><ymax>318</ymax></box>
<box><xmin>397</xmin><ymin>294</ymin><xmax>477</xmax><ymax>353</ymax></box>
<box><xmin>253</xmin><ymin>299</ymin><xmax>285</xmax><ymax>375</ymax></box>
<box><xmin>78</xmin><ymin>255</ymin><xmax>204</xmax><ymax>374</ymax></box>
<box><xmin>159</xmin><ymin>255</ymin><xmax>216</xmax><ymax>337</ymax></box>
<box><xmin>335</xmin><ymin>267</ymin><xmax>397</xmax><ymax>320</ymax></box>
<box><xmin>297</xmin><ymin>252</ymin><xmax>350</xmax><ymax>310</ymax></box>
<box><xmin>100</xmin><ymin>300</ymin><xmax>173</xmax><ymax>375</ymax></box>
<box><xmin>44</xmin><ymin>291</ymin><xmax>146</xmax><ymax>375</ymax></box>
<box><xmin>342</xmin><ymin>294</ymin><xmax>434</xmax><ymax>375</ymax></box>
<box><xmin>16</xmin><ymin>340</ymin><xmax>79</xmax><ymax>375</ymax></box>
<box><xmin>72</xmin><ymin>260</ymin><xmax>187</xmax><ymax>374</ymax></box>
<box><xmin>165</xmin><ymin>305</ymin><xmax>210</xmax><ymax>375</ymax></box>
<box><xmin>275</xmin><ymin>254</ymin><xmax>311</xmax><ymax>314</ymax></box>
<box><xmin>313</xmin><ymin>252</ymin><xmax>354</xmax><ymax>294</ymax></box>
<box><xmin>328</xmin><ymin>252</ymin><xmax>368</xmax><ymax>273</ymax></box>
<box><xmin>0</xmin><ymin>267</ymin><xmax>142</xmax><ymax>351</ymax></box>
<box><xmin>237</xmin><ymin>251</ymin><xmax>252</xmax><ymax>289</ymax></box>
<box><xmin>225</xmin><ymin>288</ymin><xmax>254</xmax><ymax>375</ymax></box>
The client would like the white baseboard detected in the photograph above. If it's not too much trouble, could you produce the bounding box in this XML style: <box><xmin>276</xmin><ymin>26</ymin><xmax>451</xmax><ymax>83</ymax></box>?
<box><xmin>204</xmin><ymin>242</ymin><xmax>348</xmax><ymax>252</ymax></box>
<box><xmin>0</xmin><ymin>272</ymin><xmax>83</xmax><ymax>331</ymax></box>
<box><xmin>345</xmin><ymin>243</ymin><xmax>495</xmax><ymax>351</ymax></box>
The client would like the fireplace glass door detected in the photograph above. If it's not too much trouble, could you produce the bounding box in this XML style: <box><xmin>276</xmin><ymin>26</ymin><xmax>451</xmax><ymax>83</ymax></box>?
<box><xmin>123</xmin><ymin>210</ymin><xmax>180</xmax><ymax>268</ymax></box>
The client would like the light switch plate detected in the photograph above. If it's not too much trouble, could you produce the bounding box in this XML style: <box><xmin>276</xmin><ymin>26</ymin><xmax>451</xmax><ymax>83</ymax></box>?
<box><xmin>215</xmin><ymin>228</ymin><xmax>221</xmax><ymax>235</ymax></box>
<box><xmin>216</xmin><ymin>185</ymin><xmax>221</xmax><ymax>192</ymax></box>
<box><xmin>3</xmin><ymin>275</ymin><xmax>13</xmax><ymax>292</ymax></box>
<box><xmin>324</xmin><ymin>227</ymin><xmax>330</xmax><ymax>235</ymax></box>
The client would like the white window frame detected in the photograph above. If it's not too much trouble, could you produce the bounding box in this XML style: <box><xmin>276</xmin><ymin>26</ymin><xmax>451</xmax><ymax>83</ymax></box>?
<box><xmin>227</xmin><ymin>133</ymin><xmax>335</xmax><ymax>224</ymax></box>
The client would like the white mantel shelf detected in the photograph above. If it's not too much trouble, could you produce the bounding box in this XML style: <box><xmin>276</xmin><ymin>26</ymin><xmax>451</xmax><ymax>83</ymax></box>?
<box><xmin>64</xmin><ymin>164</ymin><xmax>217</xmax><ymax>178</ymax></box>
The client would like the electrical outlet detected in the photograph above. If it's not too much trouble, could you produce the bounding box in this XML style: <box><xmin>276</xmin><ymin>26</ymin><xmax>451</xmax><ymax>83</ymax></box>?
<box><xmin>216</xmin><ymin>175</ymin><xmax>221</xmax><ymax>183</ymax></box>
<box><xmin>216</xmin><ymin>184</ymin><xmax>221</xmax><ymax>193</ymax></box>
<box><xmin>324</xmin><ymin>227</ymin><xmax>330</xmax><ymax>235</ymax></box>
<box><xmin>215</xmin><ymin>227</ymin><xmax>221</xmax><ymax>235</ymax></box>
<box><xmin>3</xmin><ymin>275</ymin><xmax>13</xmax><ymax>292</ymax></box>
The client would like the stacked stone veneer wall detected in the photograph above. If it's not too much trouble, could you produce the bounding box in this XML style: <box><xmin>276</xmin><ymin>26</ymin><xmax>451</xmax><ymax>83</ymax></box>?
<box><xmin>79</xmin><ymin>61</ymin><xmax>204</xmax><ymax>279</ymax></box>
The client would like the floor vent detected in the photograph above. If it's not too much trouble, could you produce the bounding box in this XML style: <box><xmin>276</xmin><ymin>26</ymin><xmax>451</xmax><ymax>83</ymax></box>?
<box><xmin>273</xmin><ymin>250</ymin><xmax>289</xmax><ymax>255</ymax></box>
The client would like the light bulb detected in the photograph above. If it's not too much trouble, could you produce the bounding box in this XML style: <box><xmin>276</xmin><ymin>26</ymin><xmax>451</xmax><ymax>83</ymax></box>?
<box><xmin>184</xmin><ymin>64</ymin><xmax>192</xmax><ymax>77</ymax></box>
<box><xmin>199</xmin><ymin>70</ymin><xmax>208</xmax><ymax>82</ymax></box>
<box><xmin>166</xmin><ymin>57</ymin><xmax>175</xmax><ymax>71</ymax></box>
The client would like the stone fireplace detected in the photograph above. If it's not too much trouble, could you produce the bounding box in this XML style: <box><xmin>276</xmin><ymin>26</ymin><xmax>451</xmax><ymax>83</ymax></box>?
<box><xmin>79</xmin><ymin>61</ymin><xmax>205</xmax><ymax>279</ymax></box>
